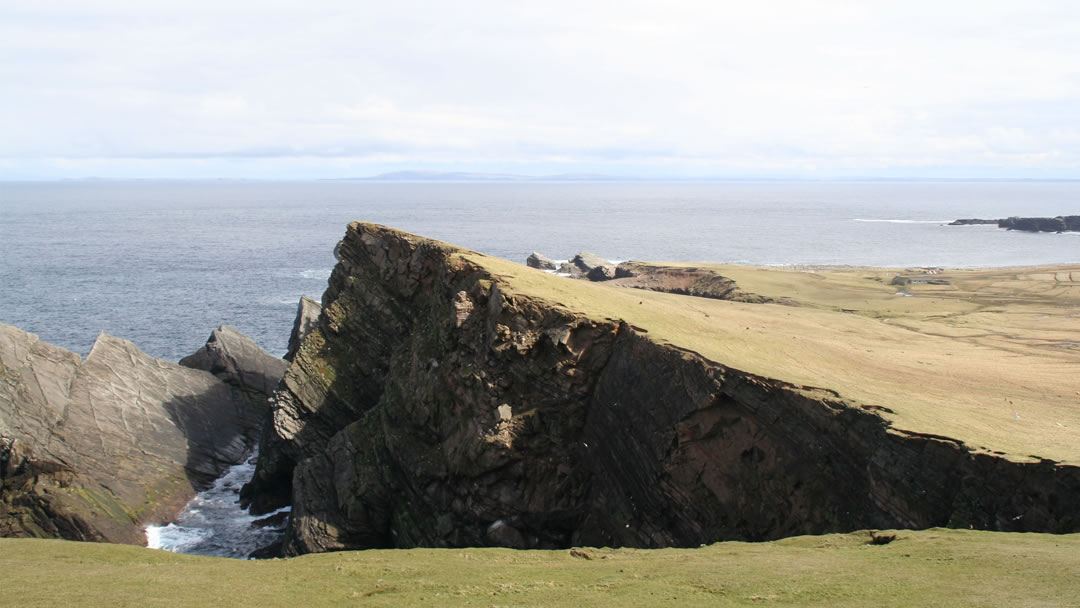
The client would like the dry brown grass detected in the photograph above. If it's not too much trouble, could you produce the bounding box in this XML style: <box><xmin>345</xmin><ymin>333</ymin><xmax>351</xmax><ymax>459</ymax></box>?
<box><xmin>464</xmin><ymin>253</ymin><xmax>1080</xmax><ymax>464</ymax></box>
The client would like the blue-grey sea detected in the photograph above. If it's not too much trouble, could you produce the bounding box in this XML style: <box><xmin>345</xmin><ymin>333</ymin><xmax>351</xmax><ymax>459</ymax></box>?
<box><xmin>2</xmin><ymin>180</ymin><xmax>1078</xmax><ymax>361</ymax></box>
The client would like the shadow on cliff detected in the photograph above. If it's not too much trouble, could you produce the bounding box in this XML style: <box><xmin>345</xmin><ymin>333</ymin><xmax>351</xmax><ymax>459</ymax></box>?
<box><xmin>161</xmin><ymin>387</ymin><xmax>263</xmax><ymax>493</ymax></box>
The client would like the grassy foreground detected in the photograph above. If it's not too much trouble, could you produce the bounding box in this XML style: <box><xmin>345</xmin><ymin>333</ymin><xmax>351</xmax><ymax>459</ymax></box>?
<box><xmin>2</xmin><ymin>529</ymin><xmax>1078</xmax><ymax>607</ymax></box>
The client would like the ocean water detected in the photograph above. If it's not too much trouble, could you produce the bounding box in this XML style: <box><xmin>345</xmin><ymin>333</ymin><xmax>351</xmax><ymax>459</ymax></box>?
<box><xmin>1</xmin><ymin>180</ymin><xmax>1078</xmax><ymax>361</ymax></box>
<box><xmin>145</xmin><ymin>452</ymin><xmax>290</xmax><ymax>559</ymax></box>
<box><xmin>3</xmin><ymin>179</ymin><xmax>1079</xmax><ymax>558</ymax></box>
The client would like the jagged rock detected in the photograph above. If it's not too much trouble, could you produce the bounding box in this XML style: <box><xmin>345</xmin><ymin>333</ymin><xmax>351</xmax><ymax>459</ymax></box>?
<box><xmin>248</xmin><ymin>223</ymin><xmax>1080</xmax><ymax>557</ymax></box>
<box><xmin>949</xmin><ymin>219</ymin><xmax>1000</xmax><ymax>225</ymax></box>
<box><xmin>526</xmin><ymin>252</ymin><xmax>558</xmax><ymax>271</ymax></box>
<box><xmin>180</xmin><ymin>325</ymin><xmax>287</xmax><ymax>408</ymax></box>
<box><xmin>0</xmin><ymin>324</ymin><xmax>266</xmax><ymax>543</ymax></box>
<box><xmin>286</xmin><ymin>297</ymin><xmax>321</xmax><ymax>362</ymax></box>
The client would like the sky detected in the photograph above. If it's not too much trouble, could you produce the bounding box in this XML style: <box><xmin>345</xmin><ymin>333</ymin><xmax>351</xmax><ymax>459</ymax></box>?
<box><xmin>2</xmin><ymin>1</ymin><xmax>1079</xmax><ymax>180</ymax></box>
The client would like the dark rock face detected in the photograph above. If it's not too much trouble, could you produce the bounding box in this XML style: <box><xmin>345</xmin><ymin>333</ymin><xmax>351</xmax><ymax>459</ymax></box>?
<box><xmin>285</xmin><ymin>297</ymin><xmax>322</xmax><ymax>362</ymax></box>
<box><xmin>526</xmin><ymin>252</ymin><xmax>558</xmax><ymax>271</ymax></box>
<box><xmin>248</xmin><ymin>223</ymin><xmax>1080</xmax><ymax>556</ymax></box>
<box><xmin>0</xmin><ymin>324</ymin><xmax>268</xmax><ymax>543</ymax></box>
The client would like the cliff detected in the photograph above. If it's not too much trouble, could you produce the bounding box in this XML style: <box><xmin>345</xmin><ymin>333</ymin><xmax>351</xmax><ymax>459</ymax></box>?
<box><xmin>0</xmin><ymin>324</ymin><xmax>280</xmax><ymax>543</ymax></box>
<box><xmin>248</xmin><ymin>223</ymin><xmax>1080</xmax><ymax>555</ymax></box>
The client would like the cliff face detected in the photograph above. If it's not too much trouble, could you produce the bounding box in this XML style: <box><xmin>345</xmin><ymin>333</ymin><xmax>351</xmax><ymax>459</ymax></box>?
<box><xmin>250</xmin><ymin>223</ymin><xmax>1080</xmax><ymax>556</ymax></box>
<box><xmin>0</xmin><ymin>324</ymin><xmax>277</xmax><ymax>543</ymax></box>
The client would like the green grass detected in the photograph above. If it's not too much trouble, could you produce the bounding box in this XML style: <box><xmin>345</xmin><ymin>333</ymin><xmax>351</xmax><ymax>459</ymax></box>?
<box><xmin>2</xmin><ymin>529</ymin><xmax>1077</xmax><ymax>607</ymax></box>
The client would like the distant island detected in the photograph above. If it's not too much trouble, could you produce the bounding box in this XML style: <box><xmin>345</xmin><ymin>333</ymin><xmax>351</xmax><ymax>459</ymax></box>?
<box><xmin>328</xmin><ymin>170</ymin><xmax>638</xmax><ymax>182</ymax></box>
<box><xmin>950</xmin><ymin>215</ymin><xmax>1079</xmax><ymax>232</ymax></box>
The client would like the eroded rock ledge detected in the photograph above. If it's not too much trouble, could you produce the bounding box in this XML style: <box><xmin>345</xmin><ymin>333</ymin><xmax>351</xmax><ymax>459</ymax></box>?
<box><xmin>248</xmin><ymin>222</ymin><xmax>1080</xmax><ymax>556</ymax></box>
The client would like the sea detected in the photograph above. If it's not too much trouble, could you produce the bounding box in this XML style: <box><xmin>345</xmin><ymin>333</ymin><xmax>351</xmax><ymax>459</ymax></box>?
<box><xmin>2</xmin><ymin>179</ymin><xmax>1078</xmax><ymax>557</ymax></box>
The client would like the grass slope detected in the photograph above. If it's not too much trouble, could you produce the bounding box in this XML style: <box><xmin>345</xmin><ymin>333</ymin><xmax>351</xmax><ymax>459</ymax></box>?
<box><xmin>464</xmin><ymin>249</ymin><xmax>1080</xmax><ymax>464</ymax></box>
<box><xmin>2</xmin><ymin>529</ymin><xmax>1077</xmax><ymax>607</ymax></box>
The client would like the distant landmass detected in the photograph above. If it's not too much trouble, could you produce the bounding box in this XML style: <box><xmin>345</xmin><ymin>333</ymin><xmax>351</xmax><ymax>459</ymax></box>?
<box><xmin>330</xmin><ymin>171</ymin><xmax>638</xmax><ymax>182</ymax></box>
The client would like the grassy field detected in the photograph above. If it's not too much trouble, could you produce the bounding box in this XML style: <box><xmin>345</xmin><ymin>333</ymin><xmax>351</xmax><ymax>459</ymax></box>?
<box><xmin>2</xmin><ymin>529</ymin><xmax>1077</xmax><ymax>607</ymax></box>
<box><xmin>466</xmin><ymin>251</ymin><xmax>1080</xmax><ymax>464</ymax></box>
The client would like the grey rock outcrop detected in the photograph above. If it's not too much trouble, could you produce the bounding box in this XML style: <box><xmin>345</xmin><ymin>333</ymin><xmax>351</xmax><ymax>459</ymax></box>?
<box><xmin>526</xmin><ymin>252</ymin><xmax>558</xmax><ymax>271</ymax></box>
<box><xmin>557</xmin><ymin>252</ymin><xmax>612</xmax><ymax>278</ymax></box>
<box><xmin>181</xmin><ymin>325</ymin><xmax>288</xmax><ymax>405</ymax></box>
<box><xmin>0</xmin><ymin>323</ymin><xmax>269</xmax><ymax>543</ymax></box>
<box><xmin>285</xmin><ymin>297</ymin><xmax>322</xmax><ymax>362</ymax></box>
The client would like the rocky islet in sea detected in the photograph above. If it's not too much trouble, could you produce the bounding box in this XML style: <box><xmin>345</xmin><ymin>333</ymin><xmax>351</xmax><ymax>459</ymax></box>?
<box><xmin>949</xmin><ymin>215</ymin><xmax>1080</xmax><ymax>232</ymax></box>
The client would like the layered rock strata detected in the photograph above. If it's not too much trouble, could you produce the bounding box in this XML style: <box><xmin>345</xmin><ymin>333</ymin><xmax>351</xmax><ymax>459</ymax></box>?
<box><xmin>285</xmin><ymin>297</ymin><xmax>322</xmax><ymax>362</ymax></box>
<box><xmin>0</xmin><ymin>324</ymin><xmax>274</xmax><ymax>543</ymax></box>
<box><xmin>249</xmin><ymin>223</ymin><xmax>1080</xmax><ymax>556</ymax></box>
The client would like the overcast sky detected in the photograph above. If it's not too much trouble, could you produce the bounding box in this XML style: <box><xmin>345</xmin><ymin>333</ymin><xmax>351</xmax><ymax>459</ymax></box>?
<box><xmin>2</xmin><ymin>1</ymin><xmax>1079</xmax><ymax>179</ymax></box>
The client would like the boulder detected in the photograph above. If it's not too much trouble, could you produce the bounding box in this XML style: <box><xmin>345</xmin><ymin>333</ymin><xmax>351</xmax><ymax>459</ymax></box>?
<box><xmin>0</xmin><ymin>323</ymin><xmax>267</xmax><ymax>543</ymax></box>
<box><xmin>586</xmin><ymin>264</ymin><xmax>617</xmax><ymax>282</ymax></box>
<box><xmin>285</xmin><ymin>297</ymin><xmax>322</xmax><ymax>362</ymax></box>
<box><xmin>570</xmin><ymin>251</ymin><xmax>610</xmax><ymax>274</ymax></box>
<box><xmin>555</xmin><ymin>252</ymin><xmax>612</xmax><ymax>279</ymax></box>
<box><xmin>526</xmin><ymin>252</ymin><xmax>558</xmax><ymax>271</ymax></box>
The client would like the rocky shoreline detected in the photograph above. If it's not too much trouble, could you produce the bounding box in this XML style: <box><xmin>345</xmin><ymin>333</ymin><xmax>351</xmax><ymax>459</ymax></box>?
<box><xmin>0</xmin><ymin>322</ymin><xmax>285</xmax><ymax>544</ymax></box>
<box><xmin>4</xmin><ymin>223</ymin><xmax>1079</xmax><ymax>558</ymax></box>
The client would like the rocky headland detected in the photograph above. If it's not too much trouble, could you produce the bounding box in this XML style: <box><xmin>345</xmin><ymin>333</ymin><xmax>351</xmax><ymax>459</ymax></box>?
<box><xmin>950</xmin><ymin>215</ymin><xmax>1080</xmax><ymax>232</ymax></box>
<box><xmin>0</xmin><ymin>323</ymin><xmax>283</xmax><ymax>543</ymax></box>
<box><xmin>245</xmin><ymin>222</ymin><xmax>1080</xmax><ymax>556</ymax></box>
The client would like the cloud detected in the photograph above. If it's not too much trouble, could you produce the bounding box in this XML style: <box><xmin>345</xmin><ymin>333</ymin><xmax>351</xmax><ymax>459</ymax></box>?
<box><xmin>2</xmin><ymin>1</ymin><xmax>1079</xmax><ymax>177</ymax></box>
